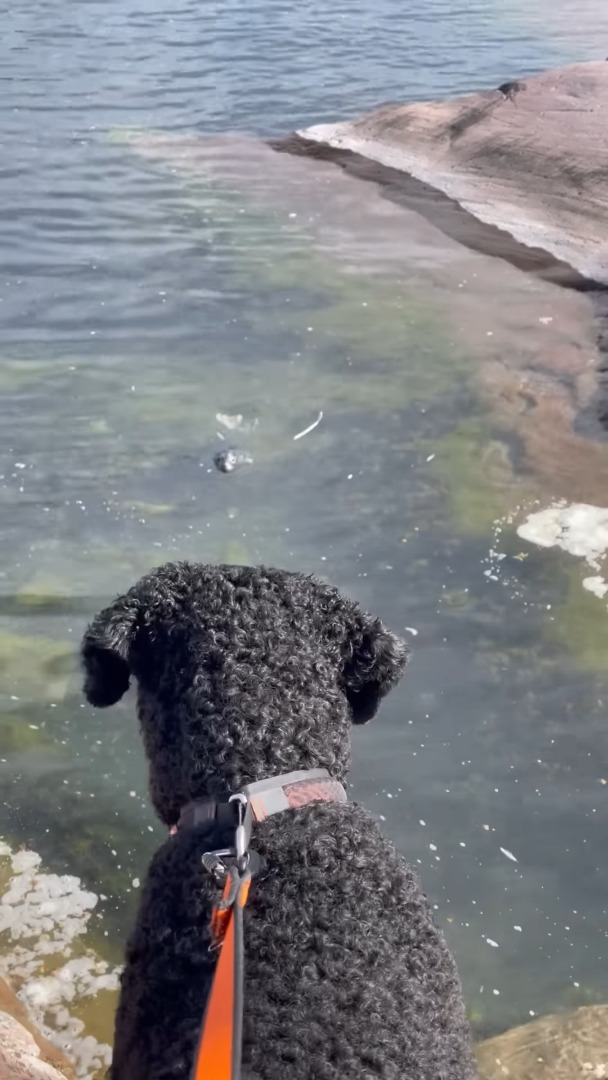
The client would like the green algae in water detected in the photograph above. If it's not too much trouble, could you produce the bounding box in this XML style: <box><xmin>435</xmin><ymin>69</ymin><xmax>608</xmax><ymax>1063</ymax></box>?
<box><xmin>14</xmin><ymin>573</ymin><xmax>79</xmax><ymax>611</ymax></box>
<box><xmin>112</xmin><ymin>131</ymin><xmax>475</xmax><ymax>416</ymax></box>
<box><xmin>102</xmin><ymin>134</ymin><xmax>541</xmax><ymax>543</ymax></box>
<box><xmin>220</xmin><ymin>539</ymin><xmax>251</xmax><ymax>566</ymax></box>
<box><xmin>440</xmin><ymin>588</ymin><xmax>473</xmax><ymax>610</ymax></box>
<box><xmin>429</xmin><ymin>420</ymin><xmax>525</xmax><ymax>536</ymax></box>
<box><xmin>548</xmin><ymin>565</ymin><xmax>608</xmax><ymax>674</ymax></box>
<box><xmin>123</xmin><ymin>500</ymin><xmax>174</xmax><ymax>517</ymax></box>
<box><xmin>269</xmin><ymin>276</ymin><xmax>467</xmax><ymax>392</ymax></box>
<box><xmin>103</xmin><ymin>134</ymin><xmax>501</xmax><ymax>527</ymax></box>
<box><xmin>197</xmin><ymin>196</ymin><xmax>472</xmax><ymax>404</ymax></box>
<box><xmin>0</xmin><ymin>779</ymin><xmax>156</xmax><ymax>946</ymax></box>
<box><xmin>205</xmin><ymin>198</ymin><xmax>454</xmax><ymax>382</ymax></box>
<box><xmin>0</xmin><ymin>712</ymin><xmax>59</xmax><ymax>754</ymax></box>
<box><xmin>8</xmin><ymin>514</ymin><xmax>288</xmax><ymax>625</ymax></box>
<box><xmin>68</xmin><ymin>987</ymin><xmax>118</xmax><ymax>1060</ymax></box>
<box><xmin>0</xmin><ymin>356</ymin><xmax>64</xmax><ymax>393</ymax></box>
<box><xmin>11</xmin><ymin>545</ymin><xmax>180</xmax><ymax>610</ymax></box>
<box><xmin>112</xmin><ymin>329</ymin><xmax>456</xmax><ymax>451</ymax></box>
<box><xmin>0</xmin><ymin>631</ymin><xmax>76</xmax><ymax>703</ymax></box>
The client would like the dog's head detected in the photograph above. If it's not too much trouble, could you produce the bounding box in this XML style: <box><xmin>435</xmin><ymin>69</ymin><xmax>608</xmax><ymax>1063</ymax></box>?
<box><xmin>81</xmin><ymin>562</ymin><xmax>408</xmax><ymax>826</ymax></box>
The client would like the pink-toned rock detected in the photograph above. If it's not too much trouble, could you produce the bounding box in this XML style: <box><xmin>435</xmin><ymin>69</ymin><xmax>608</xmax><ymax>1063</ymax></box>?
<box><xmin>0</xmin><ymin>1013</ymin><xmax>71</xmax><ymax>1080</ymax></box>
<box><xmin>477</xmin><ymin>1004</ymin><xmax>608</xmax><ymax>1080</ymax></box>
<box><xmin>297</xmin><ymin>61</ymin><xmax>608</xmax><ymax>284</ymax></box>
<box><xmin>0</xmin><ymin>980</ymin><xmax>74</xmax><ymax>1080</ymax></box>
<box><xmin>478</xmin><ymin>358</ymin><xmax>608</xmax><ymax>506</ymax></box>
<box><xmin>292</xmin><ymin>64</ymin><xmax>608</xmax><ymax>503</ymax></box>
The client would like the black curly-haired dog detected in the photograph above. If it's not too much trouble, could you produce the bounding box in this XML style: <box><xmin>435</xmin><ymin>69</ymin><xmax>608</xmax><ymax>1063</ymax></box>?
<box><xmin>82</xmin><ymin>562</ymin><xmax>477</xmax><ymax>1080</ymax></box>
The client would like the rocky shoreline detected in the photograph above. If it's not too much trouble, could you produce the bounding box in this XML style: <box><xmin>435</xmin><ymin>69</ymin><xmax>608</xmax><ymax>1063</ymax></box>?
<box><xmin>288</xmin><ymin>61</ymin><xmax>608</xmax><ymax>286</ymax></box>
<box><xmin>275</xmin><ymin>60</ymin><xmax>608</xmax><ymax>435</ymax></box>
<box><xmin>0</xmin><ymin>841</ymin><xmax>118</xmax><ymax>1080</ymax></box>
<box><xmin>0</xmin><ymin>976</ymin><xmax>75</xmax><ymax>1080</ymax></box>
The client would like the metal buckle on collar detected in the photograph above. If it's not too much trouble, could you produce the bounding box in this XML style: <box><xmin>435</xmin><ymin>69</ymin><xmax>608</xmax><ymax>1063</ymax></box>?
<box><xmin>179</xmin><ymin>767</ymin><xmax>346</xmax><ymax>881</ymax></box>
<box><xmin>202</xmin><ymin>793</ymin><xmax>254</xmax><ymax>882</ymax></box>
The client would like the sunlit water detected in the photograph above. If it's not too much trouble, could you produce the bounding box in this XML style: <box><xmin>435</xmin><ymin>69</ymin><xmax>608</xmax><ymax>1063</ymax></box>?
<box><xmin>2</xmin><ymin>0</ymin><xmax>608</xmax><ymax>1046</ymax></box>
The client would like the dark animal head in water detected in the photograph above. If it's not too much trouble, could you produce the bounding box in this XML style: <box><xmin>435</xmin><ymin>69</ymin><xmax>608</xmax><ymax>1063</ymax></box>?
<box><xmin>80</xmin><ymin>562</ymin><xmax>408</xmax><ymax>827</ymax></box>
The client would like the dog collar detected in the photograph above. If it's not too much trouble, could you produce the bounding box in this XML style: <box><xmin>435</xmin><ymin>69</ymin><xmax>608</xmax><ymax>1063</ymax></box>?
<box><xmin>174</xmin><ymin>768</ymin><xmax>347</xmax><ymax>834</ymax></box>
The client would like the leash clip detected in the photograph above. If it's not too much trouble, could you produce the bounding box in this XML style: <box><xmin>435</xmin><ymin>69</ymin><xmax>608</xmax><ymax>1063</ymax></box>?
<box><xmin>201</xmin><ymin>848</ymin><xmax>234</xmax><ymax>881</ymax></box>
<box><xmin>201</xmin><ymin>793</ymin><xmax>254</xmax><ymax>882</ymax></box>
<box><xmin>230</xmin><ymin>792</ymin><xmax>249</xmax><ymax>872</ymax></box>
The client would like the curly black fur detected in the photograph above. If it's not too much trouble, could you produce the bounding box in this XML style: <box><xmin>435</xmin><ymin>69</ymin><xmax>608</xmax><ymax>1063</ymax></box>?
<box><xmin>82</xmin><ymin>562</ymin><xmax>477</xmax><ymax>1080</ymax></box>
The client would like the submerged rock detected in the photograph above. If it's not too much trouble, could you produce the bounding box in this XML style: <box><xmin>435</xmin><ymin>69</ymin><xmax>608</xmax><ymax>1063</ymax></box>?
<box><xmin>117</xmin><ymin>124</ymin><xmax>608</xmax><ymax>513</ymax></box>
<box><xmin>295</xmin><ymin>61</ymin><xmax>608</xmax><ymax>285</ymax></box>
<box><xmin>476</xmin><ymin>1004</ymin><xmax>608</xmax><ymax>1080</ymax></box>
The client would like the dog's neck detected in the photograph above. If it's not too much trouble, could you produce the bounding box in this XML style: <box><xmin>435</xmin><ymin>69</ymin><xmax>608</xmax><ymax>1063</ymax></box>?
<box><xmin>174</xmin><ymin>768</ymin><xmax>347</xmax><ymax>833</ymax></box>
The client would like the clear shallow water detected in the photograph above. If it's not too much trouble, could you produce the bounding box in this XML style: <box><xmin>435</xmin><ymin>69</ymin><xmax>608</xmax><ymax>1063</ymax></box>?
<box><xmin>2</xmin><ymin>0</ymin><xmax>608</xmax><ymax>1045</ymax></box>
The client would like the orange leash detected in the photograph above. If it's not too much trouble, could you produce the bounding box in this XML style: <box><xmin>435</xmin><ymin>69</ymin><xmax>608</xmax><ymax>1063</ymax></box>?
<box><xmin>192</xmin><ymin>870</ymin><xmax>251</xmax><ymax>1080</ymax></box>
<box><xmin>180</xmin><ymin>773</ymin><xmax>346</xmax><ymax>1080</ymax></box>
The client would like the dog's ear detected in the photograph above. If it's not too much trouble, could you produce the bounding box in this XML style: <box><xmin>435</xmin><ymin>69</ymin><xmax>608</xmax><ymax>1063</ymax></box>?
<box><xmin>343</xmin><ymin>613</ymin><xmax>408</xmax><ymax>724</ymax></box>
<box><xmin>81</xmin><ymin>593</ymin><xmax>140</xmax><ymax>708</ymax></box>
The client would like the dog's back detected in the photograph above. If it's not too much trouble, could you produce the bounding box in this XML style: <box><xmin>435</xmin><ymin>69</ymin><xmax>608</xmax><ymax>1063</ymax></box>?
<box><xmin>113</xmin><ymin>804</ymin><xmax>476</xmax><ymax>1080</ymax></box>
<box><xmin>82</xmin><ymin>563</ymin><xmax>477</xmax><ymax>1079</ymax></box>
